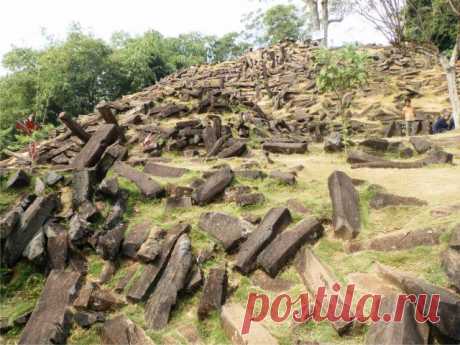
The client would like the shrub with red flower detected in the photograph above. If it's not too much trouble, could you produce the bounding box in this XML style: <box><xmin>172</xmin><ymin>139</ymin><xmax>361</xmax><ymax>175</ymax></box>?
<box><xmin>15</xmin><ymin>115</ymin><xmax>41</xmax><ymax>163</ymax></box>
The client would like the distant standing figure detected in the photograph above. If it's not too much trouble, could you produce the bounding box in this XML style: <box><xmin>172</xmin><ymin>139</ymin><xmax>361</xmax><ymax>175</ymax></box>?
<box><xmin>432</xmin><ymin>110</ymin><xmax>453</xmax><ymax>134</ymax></box>
<box><xmin>402</xmin><ymin>98</ymin><xmax>416</xmax><ymax>137</ymax></box>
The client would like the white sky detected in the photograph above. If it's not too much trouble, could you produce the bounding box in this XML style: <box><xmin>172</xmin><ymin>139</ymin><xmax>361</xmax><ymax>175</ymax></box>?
<box><xmin>0</xmin><ymin>0</ymin><xmax>387</xmax><ymax>75</ymax></box>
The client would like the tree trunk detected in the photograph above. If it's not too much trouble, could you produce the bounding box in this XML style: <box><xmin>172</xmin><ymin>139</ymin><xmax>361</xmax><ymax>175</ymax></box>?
<box><xmin>321</xmin><ymin>0</ymin><xmax>329</xmax><ymax>47</ymax></box>
<box><xmin>305</xmin><ymin>0</ymin><xmax>321</xmax><ymax>31</ymax></box>
<box><xmin>440</xmin><ymin>32</ymin><xmax>459</xmax><ymax>128</ymax></box>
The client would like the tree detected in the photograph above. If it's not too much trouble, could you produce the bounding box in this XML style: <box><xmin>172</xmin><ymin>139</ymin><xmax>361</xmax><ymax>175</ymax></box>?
<box><xmin>404</xmin><ymin>0</ymin><xmax>459</xmax><ymax>127</ymax></box>
<box><xmin>243</xmin><ymin>4</ymin><xmax>305</xmax><ymax>45</ymax></box>
<box><xmin>314</xmin><ymin>46</ymin><xmax>369</xmax><ymax>144</ymax></box>
<box><xmin>207</xmin><ymin>32</ymin><xmax>251</xmax><ymax>63</ymax></box>
<box><xmin>440</xmin><ymin>0</ymin><xmax>460</xmax><ymax>127</ymax></box>
<box><xmin>244</xmin><ymin>0</ymin><xmax>349</xmax><ymax>47</ymax></box>
<box><xmin>0</xmin><ymin>25</ymin><xmax>251</xmax><ymax>150</ymax></box>
<box><xmin>304</xmin><ymin>0</ymin><xmax>348</xmax><ymax>46</ymax></box>
<box><xmin>111</xmin><ymin>30</ymin><xmax>174</xmax><ymax>92</ymax></box>
<box><xmin>405</xmin><ymin>0</ymin><xmax>458</xmax><ymax>51</ymax></box>
<box><xmin>354</xmin><ymin>0</ymin><xmax>406</xmax><ymax>46</ymax></box>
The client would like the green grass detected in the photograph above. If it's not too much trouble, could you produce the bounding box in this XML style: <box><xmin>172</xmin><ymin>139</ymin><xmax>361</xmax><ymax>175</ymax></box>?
<box><xmin>0</xmin><ymin>190</ymin><xmax>20</xmax><ymax>214</ymax></box>
<box><xmin>68</xmin><ymin>326</ymin><xmax>102</xmax><ymax>345</ymax></box>
<box><xmin>0</xmin><ymin>262</ymin><xmax>44</xmax><ymax>341</ymax></box>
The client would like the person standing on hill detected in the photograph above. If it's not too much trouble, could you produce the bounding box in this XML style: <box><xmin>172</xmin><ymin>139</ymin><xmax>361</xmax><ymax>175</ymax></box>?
<box><xmin>402</xmin><ymin>98</ymin><xmax>416</xmax><ymax>136</ymax></box>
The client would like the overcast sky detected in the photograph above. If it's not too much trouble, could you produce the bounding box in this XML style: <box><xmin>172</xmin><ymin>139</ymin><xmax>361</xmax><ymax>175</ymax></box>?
<box><xmin>0</xmin><ymin>0</ymin><xmax>387</xmax><ymax>75</ymax></box>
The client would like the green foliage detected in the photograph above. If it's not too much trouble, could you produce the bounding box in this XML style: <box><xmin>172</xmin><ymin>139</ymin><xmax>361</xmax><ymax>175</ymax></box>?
<box><xmin>0</xmin><ymin>26</ymin><xmax>249</xmax><ymax>150</ymax></box>
<box><xmin>243</xmin><ymin>4</ymin><xmax>305</xmax><ymax>45</ymax></box>
<box><xmin>405</xmin><ymin>0</ymin><xmax>459</xmax><ymax>52</ymax></box>
<box><xmin>208</xmin><ymin>32</ymin><xmax>251</xmax><ymax>63</ymax></box>
<box><xmin>314</xmin><ymin>45</ymin><xmax>369</xmax><ymax>99</ymax></box>
<box><xmin>315</xmin><ymin>46</ymin><xmax>368</xmax><ymax>148</ymax></box>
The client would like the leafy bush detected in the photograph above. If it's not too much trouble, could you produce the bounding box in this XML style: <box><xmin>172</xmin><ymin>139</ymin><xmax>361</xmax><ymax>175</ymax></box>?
<box><xmin>314</xmin><ymin>46</ymin><xmax>369</xmax><ymax>146</ymax></box>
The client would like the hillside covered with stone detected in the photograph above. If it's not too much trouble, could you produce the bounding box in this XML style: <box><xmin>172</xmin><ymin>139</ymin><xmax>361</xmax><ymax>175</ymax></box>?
<box><xmin>1</xmin><ymin>40</ymin><xmax>460</xmax><ymax>345</ymax></box>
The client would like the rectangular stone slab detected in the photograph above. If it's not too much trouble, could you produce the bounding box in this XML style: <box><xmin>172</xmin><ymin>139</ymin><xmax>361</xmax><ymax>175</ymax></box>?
<box><xmin>217</xmin><ymin>142</ymin><xmax>247</xmax><ymax>158</ymax></box>
<box><xmin>143</xmin><ymin>162</ymin><xmax>188</xmax><ymax>178</ymax></box>
<box><xmin>4</xmin><ymin>194</ymin><xmax>58</xmax><ymax>267</ymax></box>
<box><xmin>72</xmin><ymin>124</ymin><xmax>118</xmax><ymax>169</ymax></box>
<box><xmin>127</xmin><ymin>224</ymin><xmax>190</xmax><ymax>302</ymax></box>
<box><xmin>197</xmin><ymin>267</ymin><xmax>228</xmax><ymax>320</ymax></box>
<box><xmin>258</xmin><ymin>218</ymin><xmax>324</xmax><ymax>277</ymax></box>
<box><xmin>235</xmin><ymin>208</ymin><xmax>292</xmax><ymax>275</ymax></box>
<box><xmin>193</xmin><ymin>168</ymin><xmax>234</xmax><ymax>205</ymax></box>
<box><xmin>198</xmin><ymin>212</ymin><xmax>253</xmax><ymax>252</ymax></box>
<box><xmin>101</xmin><ymin>315</ymin><xmax>155</xmax><ymax>345</ymax></box>
<box><xmin>18</xmin><ymin>270</ymin><xmax>82</xmax><ymax>345</ymax></box>
<box><xmin>262</xmin><ymin>142</ymin><xmax>308</xmax><ymax>154</ymax></box>
<box><xmin>221</xmin><ymin>303</ymin><xmax>279</xmax><ymax>345</ymax></box>
<box><xmin>346</xmin><ymin>228</ymin><xmax>442</xmax><ymax>253</ymax></box>
<box><xmin>295</xmin><ymin>247</ymin><xmax>354</xmax><ymax>335</ymax></box>
<box><xmin>145</xmin><ymin>234</ymin><xmax>192</xmax><ymax>330</ymax></box>
<box><xmin>122</xmin><ymin>222</ymin><xmax>151</xmax><ymax>259</ymax></box>
<box><xmin>378</xmin><ymin>264</ymin><xmax>460</xmax><ymax>342</ymax></box>
<box><xmin>113</xmin><ymin>161</ymin><xmax>165</xmax><ymax>198</ymax></box>
<box><xmin>366</xmin><ymin>296</ymin><xmax>430</xmax><ymax>345</ymax></box>
<box><xmin>328</xmin><ymin>171</ymin><xmax>361</xmax><ymax>240</ymax></box>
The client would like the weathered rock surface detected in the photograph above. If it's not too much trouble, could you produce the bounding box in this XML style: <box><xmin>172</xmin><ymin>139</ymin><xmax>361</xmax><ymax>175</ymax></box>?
<box><xmin>366</xmin><ymin>296</ymin><xmax>430</xmax><ymax>345</ymax></box>
<box><xmin>410</xmin><ymin>137</ymin><xmax>432</xmax><ymax>154</ymax></box>
<box><xmin>235</xmin><ymin>207</ymin><xmax>292</xmax><ymax>275</ymax></box>
<box><xmin>72</xmin><ymin>124</ymin><xmax>118</xmax><ymax>169</ymax></box>
<box><xmin>221</xmin><ymin>303</ymin><xmax>279</xmax><ymax>345</ymax></box>
<box><xmin>72</xmin><ymin>169</ymin><xmax>95</xmax><ymax>209</ymax></box>
<box><xmin>217</xmin><ymin>141</ymin><xmax>247</xmax><ymax>158</ymax></box>
<box><xmin>6</xmin><ymin>169</ymin><xmax>30</xmax><ymax>189</ymax></box>
<box><xmin>235</xmin><ymin>193</ymin><xmax>265</xmax><ymax>207</ymax></box>
<box><xmin>328</xmin><ymin>171</ymin><xmax>361</xmax><ymax>239</ymax></box>
<box><xmin>136</xmin><ymin>228</ymin><xmax>165</xmax><ymax>263</ymax></box>
<box><xmin>18</xmin><ymin>270</ymin><xmax>81</xmax><ymax>345</ymax></box>
<box><xmin>235</xmin><ymin>170</ymin><xmax>267</xmax><ymax>180</ymax></box>
<box><xmin>68</xmin><ymin>214</ymin><xmax>91</xmax><ymax>246</ymax></box>
<box><xmin>127</xmin><ymin>223</ymin><xmax>190</xmax><ymax>302</ymax></box>
<box><xmin>197</xmin><ymin>267</ymin><xmax>228</xmax><ymax>320</ymax></box>
<box><xmin>121</xmin><ymin>222</ymin><xmax>151</xmax><ymax>259</ymax></box>
<box><xmin>101</xmin><ymin>315</ymin><xmax>155</xmax><ymax>345</ymax></box>
<box><xmin>449</xmin><ymin>224</ymin><xmax>460</xmax><ymax>250</ymax></box>
<box><xmin>97</xmin><ymin>224</ymin><xmax>125</xmax><ymax>261</ymax></box>
<box><xmin>269</xmin><ymin>171</ymin><xmax>296</xmax><ymax>185</ymax></box>
<box><xmin>165</xmin><ymin>196</ymin><xmax>193</xmax><ymax>210</ymax></box>
<box><xmin>193</xmin><ymin>168</ymin><xmax>234</xmax><ymax>205</ymax></box>
<box><xmin>258</xmin><ymin>218</ymin><xmax>324</xmax><ymax>277</ymax></box>
<box><xmin>262</xmin><ymin>142</ymin><xmax>308</xmax><ymax>154</ymax></box>
<box><xmin>359</xmin><ymin>138</ymin><xmax>389</xmax><ymax>152</ymax></box>
<box><xmin>295</xmin><ymin>247</ymin><xmax>353</xmax><ymax>335</ymax></box>
<box><xmin>74</xmin><ymin>311</ymin><xmax>105</xmax><ymax>328</ymax></box>
<box><xmin>346</xmin><ymin>228</ymin><xmax>442</xmax><ymax>253</ymax></box>
<box><xmin>198</xmin><ymin>212</ymin><xmax>254</xmax><ymax>251</ymax></box>
<box><xmin>0</xmin><ymin>209</ymin><xmax>20</xmax><ymax>240</ymax></box>
<box><xmin>442</xmin><ymin>248</ymin><xmax>460</xmax><ymax>291</ymax></box>
<box><xmin>370</xmin><ymin>192</ymin><xmax>427</xmax><ymax>209</ymax></box>
<box><xmin>378</xmin><ymin>264</ymin><xmax>460</xmax><ymax>342</ymax></box>
<box><xmin>97</xmin><ymin>177</ymin><xmax>120</xmax><ymax>199</ymax></box>
<box><xmin>45</xmin><ymin>171</ymin><xmax>63</xmax><ymax>186</ymax></box>
<box><xmin>324</xmin><ymin>132</ymin><xmax>344</xmax><ymax>153</ymax></box>
<box><xmin>144</xmin><ymin>162</ymin><xmax>188</xmax><ymax>177</ymax></box>
<box><xmin>113</xmin><ymin>161</ymin><xmax>165</xmax><ymax>198</ymax></box>
<box><xmin>145</xmin><ymin>233</ymin><xmax>192</xmax><ymax>330</ymax></box>
<box><xmin>23</xmin><ymin>230</ymin><xmax>46</xmax><ymax>264</ymax></box>
<box><xmin>104</xmin><ymin>191</ymin><xmax>128</xmax><ymax>229</ymax></box>
<box><xmin>4</xmin><ymin>194</ymin><xmax>58</xmax><ymax>267</ymax></box>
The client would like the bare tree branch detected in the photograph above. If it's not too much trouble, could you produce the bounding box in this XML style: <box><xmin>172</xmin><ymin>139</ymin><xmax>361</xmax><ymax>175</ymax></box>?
<box><xmin>447</xmin><ymin>0</ymin><xmax>460</xmax><ymax>16</ymax></box>
<box><xmin>354</xmin><ymin>0</ymin><xmax>406</xmax><ymax>45</ymax></box>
